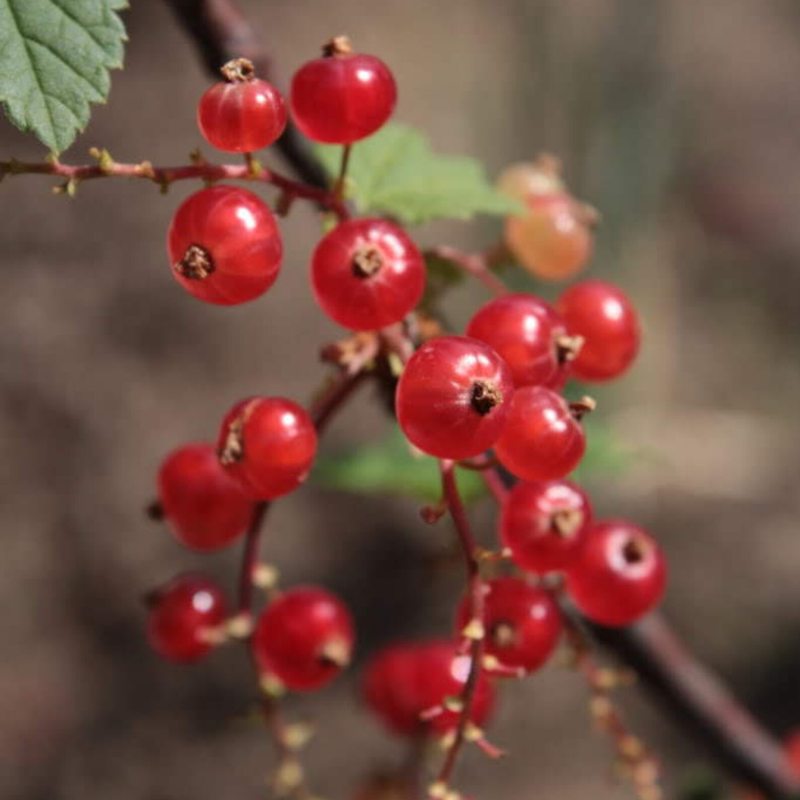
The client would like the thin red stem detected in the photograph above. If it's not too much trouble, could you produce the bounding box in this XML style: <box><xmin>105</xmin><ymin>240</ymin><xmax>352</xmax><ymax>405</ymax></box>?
<box><xmin>428</xmin><ymin>245</ymin><xmax>509</xmax><ymax>297</ymax></box>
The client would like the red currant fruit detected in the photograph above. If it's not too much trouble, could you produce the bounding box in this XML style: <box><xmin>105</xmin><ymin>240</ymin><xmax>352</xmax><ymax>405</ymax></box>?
<box><xmin>395</xmin><ymin>335</ymin><xmax>514</xmax><ymax>460</ymax></box>
<box><xmin>557</xmin><ymin>279</ymin><xmax>641</xmax><ymax>382</ymax></box>
<box><xmin>494</xmin><ymin>387</ymin><xmax>592</xmax><ymax>481</ymax></box>
<box><xmin>783</xmin><ymin>730</ymin><xmax>800</xmax><ymax>778</ymax></box>
<box><xmin>147</xmin><ymin>574</ymin><xmax>227</xmax><ymax>663</ymax></box>
<box><xmin>157</xmin><ymin>443</ymin><xmax>254</xmax><ymax>552</ymax></box>
<box><xmin>217</xmin><ymin>397</ymin><xmax>317</xmax><ymax>500</ymax></box>
<box><xmin>197</xmin><ymin>58</ymin><xmax>287</xmax><ymax>153</ymax></box>
<box><xmin>500</xmin><ymin>480</ymin><xmax>592</xmax><ymax>574</ymax></box>
<box><xmin>566</xmin><ymin>520</ymin><xmax>667</xmax><ymax>627</ymax></box>
<box><xmin>167</xmin><ymin>186</ymin><xmax>282</xmax><ymax>305</ymax></box>
<box><xmin>290</xmin><ymin>37</ymin><xmax>397</xmax><ymax>144</ymax></box>
<box><xmin>311</xmin><ymin>218</ymin><xmax>425</xmax><ymax>331</ymax></box>
<box><xmin>466</xmin><ymin>294</ymin><xmax>581</xmax><ymax>389</ymax></box>
<box><xmin>456</xmin><ymin>577</ymin><xmax>562</xmax><ymax>675</ymax></box>
<box><xmin>361</xmin><ymin>639</ymin><xmax>495</xmax><ymax>737</ymax></box>
<box><xmin>496</xmin><ymin>154</ymin><xmax>565</xmax><ymax>203</ymax></box>
<box><xmin>252</xmin><ymin>587</ymin><xmax>355</xmax><ymax>691</ymax></box>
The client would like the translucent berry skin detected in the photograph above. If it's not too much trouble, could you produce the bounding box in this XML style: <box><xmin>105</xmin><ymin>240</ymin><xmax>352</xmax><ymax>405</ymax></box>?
<box><xmin>496</xmin><ymin>159</ymin><xmax>565</xmax><ymax>203</ymax></box>
<box><xmin>311</xmin><ymin>218</ymin><xmax>425</xmax><ymax>331</ymax></box>
<box><xmin>566</xmin><ymin>520</ymin><xmax>667</xmax><ymax>627</ymax></box>
<box><xmin>361</xmin><ymin>640</ymin><xmax>495</xmax><ymax>737</ymax></box>
<box><xmin>494</xmin><ymin>387</ymin><xmax>587</xmax><ymax>481</ymax></box>
<box><xmin>147</xmin><ymin>574</ymin><xmax>227</xmax><ymax>663</ymax></box>
<box><xmin>217</xmin><ymin>397</ymin><xmax>317</xmax><ymax>501</ymax></box>
<box><xmin>395</xmin><ymin>335</ymin><xmax>514</xmax><ymax>460</ymax></box>
<box><xmin>198</xmin><ymin>79</ymin><xmax>287</xmax><ymax>153</ymax></box>
<box><xmin>157</xmin><ymin>443</ymin><xmax>254</xmax><ymax>552</ymax></box>
<box><xmin>167</xmin><ymin>186</ymin><xmax>282</xmax><ymax>306</ymax></box>
<box><xmin>466</xmin><ymin>294</ymin><xmax>572</xmax><ymax>389</ymax></box>
<box><xmin>290</xmin><ymin>52</ymin><xmax>396</xmax><ymax>144</ymax></box>
<box><xmin>252</xmin><ymin>587</ymin><xmax>355</xmax><ymax>691</ymax></box>
<box><xmin>557</xmin><ymin>279</ymin><xmax>641</xmax><ymax>382</ymax></box>
<box><xmin>500</xmin><ymin>480</ymin><xmax>592</xmax><ymax>574</ymax></box>
<box><xmin>456</xmin><ymin>577</ymin><xmax>562</xmax><ymax>675</ymax></box>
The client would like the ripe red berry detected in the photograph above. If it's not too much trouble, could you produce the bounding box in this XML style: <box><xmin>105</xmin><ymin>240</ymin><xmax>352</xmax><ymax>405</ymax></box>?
<box><xmin>217</xmin><ymin>397</ymin><xmax>317</xmax><ymax>500</ymax></box>
<box><xmin>252</xmin><ymin>587</ymin><xmax>355</xmax><ymax>691</ymax></box>
<box><xmin>361</xmin><ymin>640</ymin><xmax>495</xmax><ymax>737</ymax></box>
<box><xmin>500</xmin><ymin>480</ymin><xmax>592</xmax><ymax>574</ymax></box>
<box><xmin>466</xmin><ymin>294</ymin><xmax>581</xmax><ymax>389</ymax></box>
<box><xmin>147</xmin><ymin>574</ymin><xmax>227</xmax><ymax>663</ymax></box>
<box><xmin>557</xmin><ymin>279</ymin><xmax>641</xmax><ymax>382</ymax></box>
<box><xmin>157</xmin><ymin>443</ymin><xmax>254</xmax><ymax>551</ymax></box>
<box><xmin>395</xmin><ymin>335</ymin><xmax>514</xmax><ymax>460</ymax></box>
<box><xmin>311</xmin><ymin>218</ymin><xmax>425</xmax><ymax>331</ymax></box>
<box><xmin>783</xmin><ymin>730</ymin><xmax>800</xmax><ymax>778</ymax></box>
<box><xmin>290</xmin><ymin>37</ymin><xmax>396</xmax><ymax>144</ymax></box>
<box><xmin>167</xmin><ymin>185</ymin><xmax>282</xmax><ymax>305</ymax></box>
<box><xmin>456</xmin><ymin>577</ymin><xmax>562</xmax><ymax>675</ymax></box>
<box><xmin>566</xmin><ymin>520</ymin><xmax>667</xmax><ymax>627</ymax></box>
<box><xmin>494</xmin><ymin>387</ymin><xmax>592</xmax><ymax>481</ymax></box>
<box><xmin>197</xmin><ymin>58</ymin><xmax>287</xmax><ymax>153</ymax></box>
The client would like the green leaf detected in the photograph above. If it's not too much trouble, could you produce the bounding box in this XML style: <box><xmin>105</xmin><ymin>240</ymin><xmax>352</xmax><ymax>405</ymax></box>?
<box><xmin>0</xmin><ymin>0</ymin><xmax>128</xmax><ymax>153</ymax></box>
<box><xmin>313</xmin><ymin>123</ymin><xmax>522</xmax><ymax>225</ymax></box>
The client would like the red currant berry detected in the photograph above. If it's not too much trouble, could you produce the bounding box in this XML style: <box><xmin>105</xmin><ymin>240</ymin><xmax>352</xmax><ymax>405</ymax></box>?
<box><xmin>217</xmin><ymin>397</ymin><xmax>317</xmax><ymax>500</ymax></box>
<box><xmin>167</xmin><ymin>186</ymin><xmax>282</xmax><ymax>305</ymax></box>
<box><xmin>494</xmin><ymin>388</ymin><xmax>592</xmax><ymax>481</ymax></box>
<box><xmin>252</xmin><ymin>587</ymin><xmax>355</xmax><ymax>691</ymax></box>
<box><xmin>290</xmin><ymin>37</ymin><xmax>397</xmax><ymax>144</ymax></box>
<box><xmin>783</xmin><ymin>730</ymin><xmax>800</xmax><ymax>778</ymax></box>
<box><xmin>311</xmin><ymin>218</ymin><xmax>425</xmax><ymax>331</ymax></box>
<box><xmin>557</xmin><ymin>279</ymin><xmax>641</xmax><ymax>382</ymax></box>
<box><xmin>396</xmin><ymin>336</ymin><xmax>514</xmax><ymax>460</ymax></box>
<box><xmin>197</xmin><ymin>58</ymin><xmax>287</xmax><ymax>153</ymax></box>
<box><xmin>147</xmin><ymin>574</ymin><xmax>227</xmax><ymax>663</ymax></box>
<box><xmin>456</xmin><ymin>577</ymin><xmax>562</xmax><ymax>675</ymax></box>
<box><xmin>500</xmin><ymin>480</ymin><xmax>592</xmax><ymax>574</ymax></box>
<box><xmin>466</xmin><ymin>294</ymin><xmax>581</xmax><ymax>389</ymax></box>
<box><xmin>157</xmin><ymin>443</ymin><xmax>254</xmax><ymax>552</ymax></box>
<box><xmin>496</xmin><ymin>154</ymin><xmax>565</xmax><ymax>203</ymax></box>
<box><xmin>566</xmin><ymin>520</ymin><xmax>667</xmax><ymax>627</ymax></box>
<box><xmin>361</xmin><ymin>640</ymin><xmax>495</xmax><ymax>737</ymax></box>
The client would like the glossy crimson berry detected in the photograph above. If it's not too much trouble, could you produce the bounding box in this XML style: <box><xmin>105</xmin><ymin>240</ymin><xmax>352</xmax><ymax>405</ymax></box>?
<box><xmin>147</xmin><ymin>574</ymin><xmax>227</xmax><ymax>663</ymax></box>
<box><xmin>557</xmin><ymin>279</ymin><xmax>641</xmax><ymax>382</ymax></box>
<box><xmin>500</xmin><ymin>480</ymin><xmax>592</xmax><ymax>574</ymax></box>
<box><xmin>395</xmin><ymin>335</ymin><xmax>514</xmax><ymax>460</ymax></box>
<box><xmin>466</xmin><ymin>294</ymin><xmax>580</xmax><ymax>389</ymax></box>
<box><xmin>311</xmin><ymin>218</ymin><xmax>425</xmax><ymax>331</ymax></box>
<box><xmin>157</xmin><ymin>443</ymin><xmax>254</xmax><ymax>552</ymax></box>
<box><xmin>783</xmin><ymin>730</ymin><xmax>800</xmax><ymax>778</ymax></box>
<box><xmin>494</xmin><ymin>387</ymin><xmax>591</xmax><ymax>481</ymax></box>
<box><xmin>217</xmin><ymin>397</ymin><xmax>317</xmax><ymax>500</ymax></box>
<box><xmin>197</xmin><ymin>58</ymin><xmax>287</xmax><ymax>153</ymax></box>
<box><xmin>456</xmin><ymin>577</ymin><xmax>562</xmax><ymax>675</ymax></box>
<box><xmin>167</xmin><ymin>186</ymin><xmax>282</xmax><ymax>305</ymax></box>
<box><xmin>361</xmin><ymin>639</ymin><xmax>495</xmax><ymax>737</ymax></box>
<box><xmin>566</xmin><ymin>520</ymin><xmax>667</xmax><ymax>627</ymax></box>
<box><xmin>290</xmin><ymin>37</ymin><xmax>396</xmax><ymax>144</ymax></box>
<box><xmin>252</xmin><ymin>587</ymin><xmax>355</xmax><ymax>691</ymax></box>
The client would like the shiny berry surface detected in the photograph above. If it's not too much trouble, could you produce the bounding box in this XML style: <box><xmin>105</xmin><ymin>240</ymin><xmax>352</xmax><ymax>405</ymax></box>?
<box><xmin>466</xmin><ymin>294</ymin><xmax>575</xmax><ymax>389</ymax></box>
<box><xmin>396</xmin><ymin>335</ymin><xmax>514</xmax><ymax>460</ymax></box>
<box><xmin>456</xmin><ymin>577</ymin><xmax>562</xmax><ymax>675</ymax></box>
<box><xmin>252</xmin><ymin>587</ymin><xmax>355</xmax><ymax>691</ymax></box>
<box><xmin>167</xmin><ymin>186</ymin><xmax>282</xmax><ymax>305</ymax></box>
<box><xmin>217</xmin><ymin>397</ymin><xmax>317</xmax><ymax>500</ymax></box>
<box><xmin>311</xmin><ymin>218</ymin><xmax>425</xmax><ymax>331</ymax></box>
<box><xmin>361</xmin><ymin>639</ymin><xmax>495</xmax><ymax>737</ymax></box>
<box><xmin>496</xmin><ymin>157</ymin><xmax>565</xmax><ymax>203</ymax></box>
<box><xmin>494</xmin><ymin>387</ymin><xmax>588</xmax><ymax>481</ymax></box>
<box><xmin>147</xmin><ymin>574</ymin><xmax>227</xmax><ymax>663</ymax></box>
<box><xmin>500</xmin><ymin>480</ymin><xmax>592</xmax><ymax>574</ymax></box>
<box><xmin>557</xmin><ymin>279</ymin><xmax>641</xmax><ymax>382</ymax></box>
<box><xmin>157</xmin><ymin>443</ymin><xmax>254</xmax><ymax>551</ymax></box>
<box><xmin>566</xmin><ymin>519</ymin><xmax>667</xmax><ymax>627</ymax></box>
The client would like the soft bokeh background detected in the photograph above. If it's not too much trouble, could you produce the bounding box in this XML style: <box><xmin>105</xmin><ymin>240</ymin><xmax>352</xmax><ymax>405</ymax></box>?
<box><xmin>3</xmin><ymin>1</ymin><xmax>800</xmax><ymax>798</ymax></box>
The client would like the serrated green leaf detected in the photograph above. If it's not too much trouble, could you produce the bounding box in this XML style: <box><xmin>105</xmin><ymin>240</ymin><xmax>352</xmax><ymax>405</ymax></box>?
<box><xmin>313</xmin><ymin>123</ymin><xmax>522</xmax><ymax>225</ymax></box>
<box><xmin>0</xmin><ymin>0</ymin><xmax>128</xmax><ymax>153</ymax></box>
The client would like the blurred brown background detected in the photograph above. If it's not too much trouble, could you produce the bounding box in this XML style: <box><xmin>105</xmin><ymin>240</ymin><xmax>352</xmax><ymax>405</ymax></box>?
<box><xmin>3</xmin><ymin>0</ymin><xmax>800</xmax><ymax>798</ymax></box>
